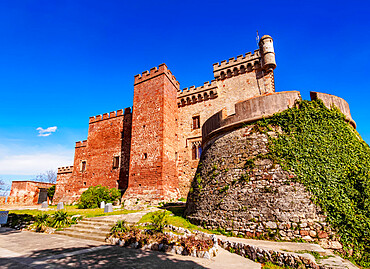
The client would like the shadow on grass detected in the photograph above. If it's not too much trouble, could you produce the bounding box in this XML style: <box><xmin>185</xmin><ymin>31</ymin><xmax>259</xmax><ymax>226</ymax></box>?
<box><xmin>159</xmin><ymin>203</ymin><xmax>186</xmax><ymax>217</ymax></box>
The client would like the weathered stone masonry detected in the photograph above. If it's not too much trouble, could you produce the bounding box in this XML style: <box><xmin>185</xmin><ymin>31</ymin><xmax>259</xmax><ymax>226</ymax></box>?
<box><xmin>185</xmin><ymin>91</ymin><xmax>355</xmax><ymax>249</ymax></box>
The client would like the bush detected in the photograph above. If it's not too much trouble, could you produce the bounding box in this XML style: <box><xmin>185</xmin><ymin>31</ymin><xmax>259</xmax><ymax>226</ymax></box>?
<box><xmin>77</xmin><ymin>185</ymin><xmax>121</xmax><ymax>209</ymax></box>
<box><xmin>33</xmin><ymin>213</ymin><xmax>50</xmax><ymax>232</ymax></box>
<box><xmin>47</xmin><ymin>185</ymin><xmax>56</xmax><ymax>202</ymax></box>
<box><xmin>50</xmin><ymin>210</ymin><xmax>72</xmax><ymax>228</ymax></box>
<box><xmin>150</xmin><ymin>210</ymin><xmax>168</xmax><ymax>232</ymax></box>
<box><xmin>110</xmin><ymin>220</ymin><xmax>130</xmax><ymax>236</ymax></box>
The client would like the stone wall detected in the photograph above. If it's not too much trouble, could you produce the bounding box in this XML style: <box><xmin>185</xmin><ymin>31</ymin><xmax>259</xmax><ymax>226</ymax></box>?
<box><xmin>185</xmin><ymin>125</ymin><xmax>341</xmax><ymax>249</ymax></box>
<box><xmin>7</xmin><ymin>181</ymin><xmax>55</xmax><ymax>206</ymax></box>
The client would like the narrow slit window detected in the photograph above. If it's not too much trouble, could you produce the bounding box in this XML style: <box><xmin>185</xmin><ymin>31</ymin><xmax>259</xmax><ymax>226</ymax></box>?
<box><xmin>81</xmin><ymin>161</ymin><xmax>86</xmax><ymax>172</ymax></box>
<box><xmin>113</xmin><ymin>156</ymin><xmax>120</xmax><ymax>169</ymax></box>
<box><xmin>192</xmin><ymin>116</ymin><xmax>200</xmax><ymax>129</ymax></box>
<box><xmin>143</xmin><ymin>153</ymin><xmax>147</xmax><ymax>159</ymax></box>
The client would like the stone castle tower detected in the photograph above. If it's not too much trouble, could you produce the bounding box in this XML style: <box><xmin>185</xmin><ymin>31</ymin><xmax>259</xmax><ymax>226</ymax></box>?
<box><xmin>53</xmin><ymin>35</ymin><xmax>278</xmax><ymax>203</ymax></box>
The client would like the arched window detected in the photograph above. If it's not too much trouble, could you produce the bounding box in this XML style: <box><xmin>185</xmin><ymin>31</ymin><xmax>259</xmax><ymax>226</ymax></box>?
<box><xmin>233</xmin><ymin>67</ymin><xmax>239</xmax><ymax>76</ymax></box>
<box><xmin>247</xmin><ymin>63</ymin><xmax>252</xmax><ymax>72</ymax></box>
<box><xmin>198</xmin><ymin>94</ymin><xmax>203</xmax><ymax>102</ymax></box>
<box><xmin>210</xmin><ymin>91</ymin><xmax>214</xmax><ymax>99</ymax></box>
<box><xmin>220</xmin><ymin>71</ymin><xmax>226</xmax><ymax>80</ymax></box>
<box><xmin>192</xmin><ymin>144</ymin><xmax>197</xmax><ymax>160</ymax></box>
<box><xmin>181</xmin><ymin>99</ymin><xmax>185</xmax><ymax>106</ymax></box>
<box><xmin>186</xmin><ymin>97</ymin><xmax>191</xmax><ymax>105</ymax></box>
<box><xmin>240</xmin><ymin>65</ymin><xmax>245</xmax><ymax>74</ymax></box>
<box><xmin>191</xmin><ymin>141</ymin><xmax>202</xmax><ymax>160</ymax></box>
<box><xmin>227</xmin><ymin>69</ymin><xmax>232</xmax><ymax>78</ymax></box>
<box><xmin>192</xmin><ymin>96</ymin><xmax>197</xmax><ymax>104</ymax></box>
<box><xmin>204</xmin><ymin>92</ymin><xmax>209</xmax><ymax>101</ymax></box>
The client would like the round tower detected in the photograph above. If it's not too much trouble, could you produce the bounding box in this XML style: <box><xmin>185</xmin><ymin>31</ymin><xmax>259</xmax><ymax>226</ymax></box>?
<box><xmin>259</xmin><ymin>35</ymin><xmax>276</xmax><ymax>72</ymax></box>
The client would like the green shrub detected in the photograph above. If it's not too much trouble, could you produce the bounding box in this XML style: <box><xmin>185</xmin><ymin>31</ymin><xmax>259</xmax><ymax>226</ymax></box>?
<box><xmin>77</xmin><ymin>185</ymin><xmax>121</xmax><ymax>209</ymax></box>
<box><xmin>33</xmin><ymin>213</ymin><xmax>50</xmax><ymax>232</ymax></box>
<box><xmin>47</xmin><ymin>185</ymin><xmax>56</xmax><ymax>202</ymax></box>
<box><xmin>150</xmin><ymin>210</ymin><xmax>168</xmax><ymax>232</ymax></box>
<box><xmin>257</xmin><ymin>99</ymin><xmax>370</xmax><ymax>267</ymax></box>
<box><xmin>50</xmin><ymin>210</ymin><xmax>72</xmax><ymax>228</ymax></box>
<box><xmin>110</xmin><ymin>220</ymin><xmax>130</xmax><ymax>236</ymax></box>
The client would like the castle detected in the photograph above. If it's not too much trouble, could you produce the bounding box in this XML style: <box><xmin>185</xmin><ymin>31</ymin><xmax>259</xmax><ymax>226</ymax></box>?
<box><xmin>53</xmin><ymin>35</ymin><xmax>277</xmax><ymax>204</ymax></box>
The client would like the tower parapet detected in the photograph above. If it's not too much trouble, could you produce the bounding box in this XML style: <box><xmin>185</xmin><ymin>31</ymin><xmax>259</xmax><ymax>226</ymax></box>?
<box><xmin>89</xmin><ymin>108</ymin><xmax>131</xmax><ymax>124</ymax></box>
<box><xmin>177</xmin><ymin>80</ymin><xmax>218</xmax><ymax>107</ymax></box>
<box><xmin>213</xmin><ymin>50</ymin><xmax>261</xmax><ymax>80</ymax></box>
<box><xmin>75</xmin><ymin>140</ymin><xmax>87</xmax><ymax>148</ymax></box>
<box><xmin>310</xmin><ymin>91</ymin><xmax>356</xmax><ymax>128</ymax></box>
<box><xmin>57</xmin><ymin>166</ymin><xmax>73</xmax><ymax>174</ymax></box>
<box><xmin>259</xmin><ymin>35</ymin><xmax>276</xmax><ymax>72</ymax></box>
<box><xmin>134</xmin><ymin>63</ymin><xmax>180</xmax><ymax>90</ymax></box>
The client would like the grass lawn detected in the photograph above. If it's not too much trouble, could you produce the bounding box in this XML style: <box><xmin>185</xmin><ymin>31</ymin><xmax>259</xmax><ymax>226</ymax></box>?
<box><xmin>9</xmin><ymin>205</ymin><xmax>138</xmax><ymax>218</ymax></box>
<box><xmin>138</xmin><ymin>206</ymin><xmax>209</xmax><ymax>233</ymax></box>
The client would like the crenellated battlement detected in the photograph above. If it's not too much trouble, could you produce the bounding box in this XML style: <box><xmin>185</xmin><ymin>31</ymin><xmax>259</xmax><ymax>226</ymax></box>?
<box><xmin>89</xmin><ymin>107</ymin><xmax>131</xmax><ymax>124</ymax></box>
<box><xmin>177</xmin><ymin>82</ymin><xmax>218</xmax><ymax>107</ymax></box>
<box><xmin>57</xmin><ymin>166</ymin><xmax>73</xmax><ymax>174</ymax></box>
<box><xmin>75</xmin><ymin>140</ymin><xmax>87</xmax><ymax>148</ymax></box>
<box><xmin>177</xmin><ymin>80</ymin><xmax>218</xmax><ymax>107</ymax></box>
<box><xmin>134</xmin><ymin>63</ymin><xmax>180</xmax><ymax>89</ymax></box>
<box><xmin>213</xmin><ymin>50</ymin><xmax>261</xmax><ymax>80</ymax></box>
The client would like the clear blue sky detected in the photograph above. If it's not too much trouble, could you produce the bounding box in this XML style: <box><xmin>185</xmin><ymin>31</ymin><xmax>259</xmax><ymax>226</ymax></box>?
<box><xmin>1</xmin><ymin>0</ymin><xmax>369</xmax><ymax>186</ymax></box>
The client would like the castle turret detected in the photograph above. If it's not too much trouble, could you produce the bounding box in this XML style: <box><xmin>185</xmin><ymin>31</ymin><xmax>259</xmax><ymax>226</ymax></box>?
<box><xmin>259</xmin><ymin>35</ymin><xmax>276</xmax><ymax>72</ymax></box>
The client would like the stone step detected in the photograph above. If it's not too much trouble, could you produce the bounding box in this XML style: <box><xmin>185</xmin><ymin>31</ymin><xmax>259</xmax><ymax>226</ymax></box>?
<box><xmin>62</xmin><ymin>226</ymin><xmax>111</xmax><ymax>237</ymax></box>
<box><xmin>55</xmin><ymin>230</ymin><xmax>107</xmax><ymax>243</ymax></box>
<box><xmin>53</xmin><ymin>217</ymin><xmax>125</xmax><ymax>242</ymax></box>
<box><xmin>79</xmin><ymin>219</ymin><xmax>117</xmax><ymax>225</ymax></box>
<box><xmin>69</xmin><ymin>223</ymin><xmax>112</xmax><ymax>231</ymax></box>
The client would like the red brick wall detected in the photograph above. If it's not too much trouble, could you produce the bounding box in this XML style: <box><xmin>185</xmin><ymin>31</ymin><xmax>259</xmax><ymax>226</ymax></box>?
<box><xmin>54</xmin><ymin>109</ymin><xmax>132</xmax><ymax>204</ymax></box>
<box><xmin>7</xmin><ymin>181</ymin><xmax>54</xmax><ymax>205</ymax></box>
<box><xmin>84</xmin><ymin>111</ymin><xmax>124</xmax><ymax>189</ymax></box>
<box><xmin>125</xmin><ymin>64</ymin><xmax>180</xmax><ymax>200</ymax></box>
<box><xmin>53</xmin><ymin>167</ymin><xmax>74</xmax><ymax>204</ymax></box>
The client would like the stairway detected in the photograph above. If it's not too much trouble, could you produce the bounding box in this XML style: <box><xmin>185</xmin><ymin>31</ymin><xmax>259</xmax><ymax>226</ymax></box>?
<box><xmin>55</xmin><ymin>218</ymin><xmax>117</xmax><ymax>242</ymax></box>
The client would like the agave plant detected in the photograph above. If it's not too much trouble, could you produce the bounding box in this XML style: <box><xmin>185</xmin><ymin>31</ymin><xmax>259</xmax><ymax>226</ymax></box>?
<box><xmin>110</xmin><ymin>220</ymin><xmax>129</xmax><ymax>236</ymax></box>
<box><xmin>50</xmin><ymin>210</ymin><xmax>72</xmax><ymax>228</ymax></box>
<box><xmin>33</xmin><ymin>213</ymin><xmax>50</xmax><ymax>232</ymax></box>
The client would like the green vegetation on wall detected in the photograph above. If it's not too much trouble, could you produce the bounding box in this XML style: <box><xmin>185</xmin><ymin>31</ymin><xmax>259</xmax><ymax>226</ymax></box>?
<box><xmin>256</xmin><ymin>100</ymin><xmax>369</xmax><ymax>267</ymax></box>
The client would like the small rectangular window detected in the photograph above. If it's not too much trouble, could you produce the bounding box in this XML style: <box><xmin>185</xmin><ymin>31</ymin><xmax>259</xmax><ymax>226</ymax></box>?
<box><xmin>113</xmin><ymin>156</ymin><xmax>120</xmax><ymax>169</ymax></box>
<box><xmin>81</xmin><ymin>161</ymin><xmax>86</xmax><ymax>172</ymax></box>
<box><xmin>143</xmin><ymin>153</ymin><xmax>147</xmax><ymax>159</ymax></box>
<box><xmin>192</xmin><ymin>116</ymin><xmax>200</xmax><ymax>129</ymax></box>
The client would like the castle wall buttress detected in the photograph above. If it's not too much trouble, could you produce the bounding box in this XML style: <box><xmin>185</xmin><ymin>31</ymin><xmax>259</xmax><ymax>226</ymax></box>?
<box><xmin>124</xmin><ymin>64</ymin><xmax>180</xmax><ymax>200</ymax></box>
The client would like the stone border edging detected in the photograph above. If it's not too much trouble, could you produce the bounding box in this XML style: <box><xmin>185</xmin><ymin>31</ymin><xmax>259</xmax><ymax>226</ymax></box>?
<box><xmin>218</xmin><ymin>238</ymin><xmax>323</xmax><ymax>269</ymax></box>
<box><xmin>106</xmin><ymin>224</ymin><xmax>219</xmax><ymax>259</ymax></box>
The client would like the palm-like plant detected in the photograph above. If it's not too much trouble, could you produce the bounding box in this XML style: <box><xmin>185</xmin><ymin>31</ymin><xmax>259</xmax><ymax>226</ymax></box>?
<box><xmin>34</xmin><ymin>213</ymin><xmax>50</xmax><ymax>232</ymax></box>
<box><xmin>50</xmin><ymin>210</ymin><xmax>71</xmax><ymax>228</ymax></box>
